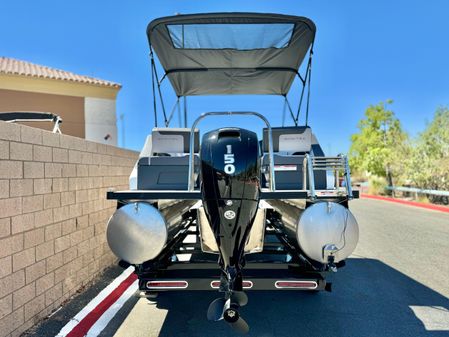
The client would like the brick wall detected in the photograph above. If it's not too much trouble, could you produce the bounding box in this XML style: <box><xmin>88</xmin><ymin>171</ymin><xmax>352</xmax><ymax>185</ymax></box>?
<box><xmin>0</xmin><ymin>121</ymin><xmax>138</xmax><ymax>337</ymax></box>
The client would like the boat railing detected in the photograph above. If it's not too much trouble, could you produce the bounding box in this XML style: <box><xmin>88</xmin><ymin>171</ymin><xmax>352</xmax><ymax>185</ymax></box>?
<box><xmin>307</xmin><ymin>154</ymin><xmax>353</xmax><ymax>199</ymax></box>
<box><xmin>187</xmin><ymin>112</ymin><xmax>353</xmax><ymax>199</ymax></box>
<box><xmin>188</xmin><ymin>111</ymin><xmax>276</xmax><ymax>192</ymax></box>
<box><xmin>107</xmin><ymin>146</ymin><xmax>355</xmax><ymax>201</ymax></box>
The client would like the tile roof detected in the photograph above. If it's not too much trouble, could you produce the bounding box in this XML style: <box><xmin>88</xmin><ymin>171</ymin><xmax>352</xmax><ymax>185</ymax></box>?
<box><xmin>0</xmin><ymin>56</ymin><xmax>121</xmax><ymax>88</ymax></box>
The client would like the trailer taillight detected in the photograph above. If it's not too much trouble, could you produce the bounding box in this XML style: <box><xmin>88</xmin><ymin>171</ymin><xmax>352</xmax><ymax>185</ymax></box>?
<box><xmin>242</xmin><ymin>280</ymin><xmax>253</xmax><ymax>288</ymax></box>
<box><xmin>146</xmin><ymin>281</ymin><xmax>188</xmax><ymax>289</ymax></box>
<box><xmin>274</xmin><ymin>280</ymin><xmax>317</xmax><ymax>289</ymax></box>
<box><xmin>210</xmin><ymin>281</ymin><xmax>220</xmax><ymax>289</ymax></box>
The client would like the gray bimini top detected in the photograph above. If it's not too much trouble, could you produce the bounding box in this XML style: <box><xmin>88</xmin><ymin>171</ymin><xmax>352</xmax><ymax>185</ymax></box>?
<box><xmin>147</xmin><ymin>13</ymin><xmax>316</xmax><ymax>96</ymax></box>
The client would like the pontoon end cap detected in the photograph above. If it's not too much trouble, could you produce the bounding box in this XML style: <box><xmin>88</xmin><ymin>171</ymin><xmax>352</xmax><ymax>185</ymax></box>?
<box><xmin>147</xmin><ymin>13</ymin><xmax>316</xmax><ymax>96</ymax></box>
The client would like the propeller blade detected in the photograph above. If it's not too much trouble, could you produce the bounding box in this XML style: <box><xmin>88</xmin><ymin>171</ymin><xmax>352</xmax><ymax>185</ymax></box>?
<box><xmin>231</xmin><ymin>291</ymin><xmax>248</xmax><ymax>306</ymax></box>
<box><xmin>207</xmin><ymin>298</ymin><xmax>226</xmax><ymax>321</ymax></box>
<box><xmin>229</xmin><ymin>317</ymin><xmax>250</xmax><ymax>334</ymax></box>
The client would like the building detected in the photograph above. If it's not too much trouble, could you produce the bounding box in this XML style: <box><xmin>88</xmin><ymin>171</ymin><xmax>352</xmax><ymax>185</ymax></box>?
<box><xmin>0</xmin><ymin>56</ymin><xmax>121</xmax><ymax>145</ymax></box>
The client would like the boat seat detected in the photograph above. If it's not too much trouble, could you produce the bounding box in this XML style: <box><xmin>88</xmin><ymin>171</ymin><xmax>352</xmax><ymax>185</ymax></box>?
<box><xmin>137</xmin><ymin>128</ymin><xmax>200</xmax><ymax>190</ymax></box>
<box><xmin>261</xmin><ymin>126</ymin><xmax>327</xmax><ymax>190</ymax></box>
<box><xmin>262</xmin><ymin>126</ymin><xmax>312</xmax><ymax>154</ymax></box>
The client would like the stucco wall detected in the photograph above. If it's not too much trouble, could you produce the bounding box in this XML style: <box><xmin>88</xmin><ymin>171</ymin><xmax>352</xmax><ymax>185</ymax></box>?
<box><xmin>84</xmin><ymin>97</ymin><xmax>118</xmax><ymax>146</ymax></box>
<box><xmin>0</xmin><ymin>89</ymin><xmax>85</xmax><ymax>138</ymax></box>
<box><xmin>0</xmin><ymin>121</ymin><xmax>138</xmax><ymax>337</ymax></box>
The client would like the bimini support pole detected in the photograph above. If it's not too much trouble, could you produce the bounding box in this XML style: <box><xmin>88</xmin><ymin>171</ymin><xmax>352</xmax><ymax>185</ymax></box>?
<box><xmin>177</xmin><ymin>96</ymin><xmax>182</xmax><ymax>127</ymax></box>
<box><xmin>294</xmin><ymin>44</ymin><xmax>314</xmax><ymax>126</ymax></box>
<box><xmin>305</xmin><ymin>48</ymin><xmax>313</xmax><ymax>127</ymax></box>
<box><xmin>282</xmin><ymin>98</ymin><xmax>287</xmax><ymax>127</ymax></box>
<box><xmin>149</xmin><ymin>46</ymin><xmax>168</xmax><ymax>127</ymax></box>
<box><xmin>149</xmin><ymin>47</ymin><xmax>158</xmax><ymax>127</ymax></box>
<box><xmin>183</xmin><ymin>96</ymin><xmax>188</xmax><ymax>128</ymax></box>
<box><xmin>165</xmin><ymin>97</ymin><xmax>181</xmax><ymax>127</ymax></box>
<box><xmin>283</xmin><ymin>96</ymin><xmax>297</xmax><ymax>126</ymax></box>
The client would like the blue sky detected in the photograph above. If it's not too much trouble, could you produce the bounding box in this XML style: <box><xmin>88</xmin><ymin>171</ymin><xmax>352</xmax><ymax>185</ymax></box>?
<box><xmin>1</xmin><ymin>0</ymin><xmax>448</xmax><ymax>154</ymax></box>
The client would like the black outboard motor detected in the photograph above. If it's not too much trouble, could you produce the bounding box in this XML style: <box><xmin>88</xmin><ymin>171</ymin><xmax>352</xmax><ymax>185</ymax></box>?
<box><xmin>200</xmin><ymin>127</ymin><xmax>260</xmax><ymax>333</ymax></box>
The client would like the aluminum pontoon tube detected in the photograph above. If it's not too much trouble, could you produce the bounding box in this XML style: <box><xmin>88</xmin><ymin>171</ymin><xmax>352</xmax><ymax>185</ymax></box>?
<box><xmin>267</xmin><ymin>199</ymin><xmax>359</xmax><ymax>264</ymax></box>
<box><xmin>266</xmin><ymin>199</ymin><xmax>305</xmax><ymax>241</ymax></box>
<box><xmin>107</xmin><ymin>200</ymin><xmax>196</xmax><ymax>264</ymax></box>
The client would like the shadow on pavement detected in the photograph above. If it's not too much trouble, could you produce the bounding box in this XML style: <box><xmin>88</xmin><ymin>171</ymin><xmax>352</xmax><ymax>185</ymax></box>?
<box><xmin>149</xmin><ymin>258</ymin><xmax>449</xmax><ymax>337</ymax></box>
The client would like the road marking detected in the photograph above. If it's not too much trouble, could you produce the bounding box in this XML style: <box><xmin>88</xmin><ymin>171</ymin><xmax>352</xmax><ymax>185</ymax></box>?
<box><xmin>362</xmin><ymin>194</ymin><xmax>449</xmax><ymax>214</ymax></box>
<box><xmin>84</xmin><ymin>279</ymin><xmax>138</xmax><ymax>337</ymax></box>
<box><xmin>410</xmin><ymin>306</ymin><xmax>449</xmax><ymax>331</ymax></box>
<box><xmin>56</xmin><ymin>266</ymin><xmax>137</xmax><ymax>337</ymax></box>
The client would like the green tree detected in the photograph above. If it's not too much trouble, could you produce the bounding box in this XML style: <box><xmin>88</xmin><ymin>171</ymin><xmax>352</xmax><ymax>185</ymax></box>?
<box><xmin>406</xmin><ymin>107</ymin><xmax>449</xmax><ymax>201</ymax></box>
<box><xmin>349</xmin><ymin>100</ymin><xmax>409</xmax><ymax>187</ymax></box>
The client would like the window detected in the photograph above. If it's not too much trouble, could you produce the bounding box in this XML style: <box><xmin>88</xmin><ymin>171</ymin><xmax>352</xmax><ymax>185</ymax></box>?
<box><xmin>167</xmin><ymin>23</ymin><xmax>294</xmax><ymax>50</ymax></box>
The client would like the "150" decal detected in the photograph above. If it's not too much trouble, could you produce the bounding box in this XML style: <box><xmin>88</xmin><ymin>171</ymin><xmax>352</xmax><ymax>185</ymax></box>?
<box><xmin>224</xmin><ymin>144</ymin><xmax>235</xmax><ymax>174</ymax></box>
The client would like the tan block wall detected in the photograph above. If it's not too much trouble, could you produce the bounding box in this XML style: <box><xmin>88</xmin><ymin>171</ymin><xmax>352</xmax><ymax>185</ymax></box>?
<box><xmin>0</xmin><ymin>121</ymin><xmax>138</xmax><ymax>337</ymax></box>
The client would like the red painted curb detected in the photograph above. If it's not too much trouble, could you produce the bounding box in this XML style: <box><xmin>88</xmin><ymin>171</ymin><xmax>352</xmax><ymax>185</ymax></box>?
<box><xmin>66</xmin><ymin>271</ymin><xmax>138</xmax><ymax>337</ymax></box>
<box><xmin>361</xmin><ymin>194</ymin><xmax>449</xmax><ymax>214</ymax></box>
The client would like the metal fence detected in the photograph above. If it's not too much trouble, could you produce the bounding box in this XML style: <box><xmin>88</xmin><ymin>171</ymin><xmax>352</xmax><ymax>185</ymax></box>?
<box><xmin>385</xmin><ymin>186</ymin><xmax>449</xmax><ymax>197</ymax></box>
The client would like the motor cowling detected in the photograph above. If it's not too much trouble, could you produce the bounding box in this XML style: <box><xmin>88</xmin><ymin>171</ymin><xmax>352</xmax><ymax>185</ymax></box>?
<box><xmin>200</xmin><ymin>128</ymin><xmax>260</xmax><ymax>267</ymax></box>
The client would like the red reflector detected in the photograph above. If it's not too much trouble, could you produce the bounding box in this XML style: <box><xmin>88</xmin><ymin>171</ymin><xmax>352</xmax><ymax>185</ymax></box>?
<box><xmin>210</xmin><ymin>280</ymin><xmax>253</xmax><ymax>289</ymax></box>
<box><xmin>146</xmin><ymin>281</ymin><xmax>188</xmax><ymax>289</ymax></box>
<box><xmin>210</xmin><ymin>281</ymin><xmax>221</xmax><ymax>289</ymax></box>
<box><xmin>275</xmin><ymin>280</ymin><xmax>318</xmax><ymax>289</ymax></box>
<box><xmin>242</xmin><ymin>281</ymin><xmax>253</xmax><ymax>289</ymax></box>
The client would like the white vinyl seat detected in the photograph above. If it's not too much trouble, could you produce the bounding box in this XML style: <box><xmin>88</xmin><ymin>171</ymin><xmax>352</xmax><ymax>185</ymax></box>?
<box><xmin>261</xmin><ymin>126</ymin><xmax>327</xmax><ymax>190</ymax></box>
<box><xmin>137</xmin><ymin>128</ymin><xmax>200</xmax><ymax>190</ymax></box>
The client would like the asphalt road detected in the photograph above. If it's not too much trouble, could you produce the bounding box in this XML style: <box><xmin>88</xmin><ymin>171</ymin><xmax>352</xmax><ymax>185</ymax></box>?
<box><xmin>31</xmin><ymin>198</ymin><xmax>449</xmax><ymax>337</ymax></box>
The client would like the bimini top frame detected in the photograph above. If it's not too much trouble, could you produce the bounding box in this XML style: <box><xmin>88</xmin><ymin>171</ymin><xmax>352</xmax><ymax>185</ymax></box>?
<box><xmin>146</xmin><ymin>12</ymin><xmax>316</xmax><ymax>127</ymax></box>
<box><xmin>0</xmin><ymin>111</ymin><xmax>62</xmax><ymax>133</ymax></box>
<box><xmin>107</xmin><ymin>13</ymin><xmax>359</xmax><ymax>202</ymax></box>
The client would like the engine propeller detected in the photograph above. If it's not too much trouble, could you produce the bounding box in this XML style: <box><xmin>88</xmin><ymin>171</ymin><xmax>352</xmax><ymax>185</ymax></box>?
<box><xmin>223</xmin><ymin>303</ymin><xmax>249</xmax><ymax>334</ymax></box>
<box><xmin>207</xmin><ymin>297</ymin><xmax>226</xmax><ymax>321</ymax></box>
<box><xmin>207</xmin><ymin>293</ymin><xmax>249</xmax><ymax>334</ymax></box>
<box><xmin>231</xmin><ymin>291</ymin><xmax>248</xmax><ymax>306</ymax></box>
<box><xmin>201</xmin><ymin>128</ymin><xmax>258</xmax><ymax>335</ymax></box>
